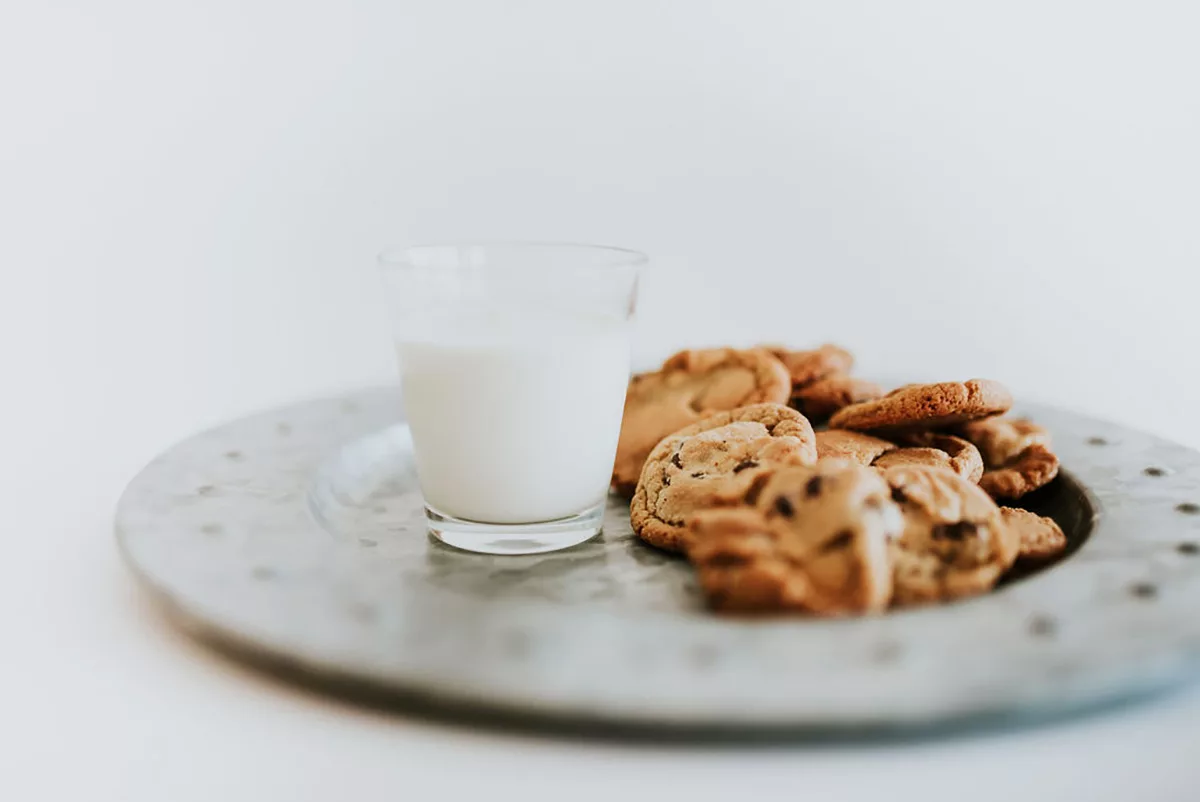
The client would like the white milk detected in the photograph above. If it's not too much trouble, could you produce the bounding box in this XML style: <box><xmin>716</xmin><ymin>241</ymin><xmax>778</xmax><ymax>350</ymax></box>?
<box><xmin>397</xmin><ymin>318</ymin><xmax>631</xmax><ymax>523</ymax></box>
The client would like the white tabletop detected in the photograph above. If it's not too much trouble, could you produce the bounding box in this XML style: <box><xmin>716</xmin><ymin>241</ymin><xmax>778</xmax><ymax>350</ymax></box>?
<box><xmin>6</xmin><ymin>2</ymin><xmax>1200</xmax><ymax>799</ymax></box>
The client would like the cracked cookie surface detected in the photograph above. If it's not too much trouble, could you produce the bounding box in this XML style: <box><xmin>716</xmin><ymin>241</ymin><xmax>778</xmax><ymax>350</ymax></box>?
<box><xmin>1000</xmin><ymin>506</ymin><xmax>1068</xmax><ymax>563</ymax></box>
<box><xmin>612</xmin><ymin>348</ymin><xmax>791</xmax><ymax>495</ymax></box>
<box><xmin>978</xmin><ymin>444</ymin><xmax>1060</xmax><ymax>500</ymax></box>
<box><xmin>829</xmin><ymin>379</ymin><xmax>1012</xmax><ymax>433</ymax></box>
<box><xmin>792</xmin><ymin>375</ymin><xmax>885</xmax><ymax>420</ymax></box>
<box><xmin>688</xmin><ymin>461</ymin><xmax>902</xmax><ymax>615</ymax></box>
<box><xmin>815</xmin><ymin>430</ymin><xmax>896</xmax><ymax>466</ymax></box>
<box><xmin>764</xmin><ymin>343</ymin><xmax>854</xmax><ymax>390</ymax></box>
<box><xmin>630</xmin><ymin>403</ymin><xmax>817</xmax><ymax>553</ymax></box>
<box><xmin>883</xmin><ymin>465</ymin><xmax>1019</xmax><ymax>605</ymax></box>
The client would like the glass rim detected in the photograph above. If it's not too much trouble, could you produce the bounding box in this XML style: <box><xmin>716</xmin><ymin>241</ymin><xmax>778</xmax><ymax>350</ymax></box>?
<box><xmin>377</xmin><ymin>241</ymin><xmax>648</xmax><ymax>270</ymax></box>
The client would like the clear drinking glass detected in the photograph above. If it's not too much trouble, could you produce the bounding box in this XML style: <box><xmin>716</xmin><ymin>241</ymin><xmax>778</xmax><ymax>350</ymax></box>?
<box><xmin>378</xmin><ymin>243</ymin><xmax>646</xmax><ymax>555</ymax></box>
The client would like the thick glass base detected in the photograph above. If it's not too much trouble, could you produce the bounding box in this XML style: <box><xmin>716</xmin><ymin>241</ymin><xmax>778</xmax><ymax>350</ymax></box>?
<box><xmin>426</xmin><ymin>502</ymin><xmax>605</xmax><ymax>555</ymax></box>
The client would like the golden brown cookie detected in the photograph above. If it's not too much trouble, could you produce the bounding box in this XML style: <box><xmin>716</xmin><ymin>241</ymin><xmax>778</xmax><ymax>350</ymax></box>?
<box><xmin>872</xmin><ymin>447</ymin><xmax>958</xmax><ymax>473</ymax></box>
<box><xmin>887</xmin><ymin>432</ymin><xmax>984</xmax><ymax>483</ymax></box>
<box><xmin>815</xmin><ymin>430</ymin><xmax>896</xmax><ymax>466</ymax></box>
<box><xmin>687</xmin><ymin>462</ymin><xmax>902</xmax><ymax>615</ymax></box>
<box><xmin>883</xmin><ymin>465</ymin><xmax>1019</xmax><ymax>606</ymax></box>
<box><xmin>978</xmin><ymin>444</ymin><xmax>1060</xmax><ymax>500</ymax></box>
<box><xmin>612</xmin><ymin>348</ymin><xmax>791</xmax><ymax>495</ymax></box>
<box><xmin>1000</xmin><ymin>507</ymin><xmax>1068</xmax><ymax>563</ymax></box>
<box><xmin>792</xmin><ymin>375</ymin><xmax>885</xmax><ymax>420</ymax></box>
<box><xmin>630</xmin><ymin>404</ymin><xmax>817</xmax><ymax>553</ymax></box>
<box><xmin>764</xmin><ymin>344</ymin><xmax>854</xmax><ymax>390</ymax></box>
<box><xmin>828</xmin><ymin>379</ymin><xmax>1013</xmax><ymax>433</ymax></box>
<box><xmin>958</xmin><ymin>417</ymin><xmax>1051</xmax><ymax>468</ymax></box>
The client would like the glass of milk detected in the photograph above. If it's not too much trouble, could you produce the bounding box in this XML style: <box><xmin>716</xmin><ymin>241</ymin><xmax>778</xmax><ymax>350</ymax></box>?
<box><xmin>378</xmin><ymin>242</ymin><xmax>645</xmax><ymax>555</ymax></box>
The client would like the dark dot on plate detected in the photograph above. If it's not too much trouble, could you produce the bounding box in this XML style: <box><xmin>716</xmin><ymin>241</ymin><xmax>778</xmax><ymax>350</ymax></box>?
<box><xmin>1130</xmin><ymin>582</ymin><xmax>1158</xmax><ymax>599</ymax></box>
<box><xmin>1086</xmin><ymin>436</ymin><xmax>1108</xmax><ymax>446</ymax></box>
<box><xmin>196</xmin><ymin>485</ymin><xmax>215</xmax><ymax>496</ymax></box>
<box><xmin>340</xmin><ymin>400</ymin><xmax>360</xmax><ymax>414</ymax></box>
<box><xmin>348</xmin><ymin>602</ymin><xmax>377</xmax><ymax>624</ymax></box>
<box><xmin>358</xmin><ymin>538</ymin><xmax>378</xmax><ymax>548</ymax></box>
<box><xmin>251</xmin><ymin>566</ymin><xmax>277</xmax><ymax>581</ymax></box>
<box><xmin>1028</xmin><ymin>615</ymin><xmax>1056</xmax><ymax>637</ymax></box>
<box><xmin>874</xmin><ymin>641</ymin><xmax>903</xmax><ymax>664</ymax></box>
<box><xmin>690</xmin><ymin>644</ymin><xmax>720</xmax><ymax>670</ymax></box>
<box><xmin>1177</xmin><ymin>542</ymin><xmax>1199</xmax><ymax>555</ymax></box>
<box><xmin>224</xmin><ymin>450</ymin><xmax>244</xmax><ymax>461</ymax></box>
<box><xmin>1144</xmin><ymin>466</ymin><xmax>1170</xmax><ymax>477</ymax></box>
<box><xmin>200</xmin><ymin>523</ymin><xmax>223</xmax><ymax>536</ymax></box>
<box><xmin>372</xmin><ymin>504</ymin><xmax>388</xmax><ymax>515</ymax></box>
<box><xmin>1176</xmin><ymin>502</ymin><xmax>1200</xmax><ymax>515</ymax></box>
<box><xmin>502</xmin><ymin>630</ymin><xmax>531</xmax><ymax>658</ymax></box>
<box><xmin>276</xmin><ymin>422</ymin><xmax>292</xmax><ymax>436</ymax></box>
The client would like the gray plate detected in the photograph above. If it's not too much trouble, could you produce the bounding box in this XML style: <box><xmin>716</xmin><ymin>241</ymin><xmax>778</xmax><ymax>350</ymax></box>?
<box><xmin>116</xmin><ymin>388</ymin><xmax>1200</xmax><ymax>735</ymax></box>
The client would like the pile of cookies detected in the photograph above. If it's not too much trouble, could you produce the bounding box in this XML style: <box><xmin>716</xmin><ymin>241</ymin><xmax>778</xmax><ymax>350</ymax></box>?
<box><xmin>612</xmin><ymin>345</ymin><xmax>1066</xmax><ymax>615</ymax></box>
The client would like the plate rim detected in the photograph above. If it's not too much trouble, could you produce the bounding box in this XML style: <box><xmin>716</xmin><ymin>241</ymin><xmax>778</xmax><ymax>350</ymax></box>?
<box><xmin>115</xmin><ymin>387</ymin><xmax>1200</xmax><ymax>733</ymax></box>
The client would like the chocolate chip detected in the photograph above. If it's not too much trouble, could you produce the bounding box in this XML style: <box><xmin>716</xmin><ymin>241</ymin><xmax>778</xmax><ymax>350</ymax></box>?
<box><xmin>744</xmin><ymin>474</ymin><xmax>770</xmax><ymax>505</ymax></box>
<box><xmin>705</xmin><ymin>552</ymin><xmax>749</xmax><ymax>568</ymax></box>
<box><xmin>1130</xmin><ymin>582</ymin><xmax>1158</xmax><ymax>599</ymax></box>
<box><xmin>733</xmin><ymin>459</ymin><xmax>759</xmax><ymax>473</ymax></box>
<box><xmin>933</xmin><ymin>521</ymin><xmax>978</xmax><ymax>541</ymax></box>
<box><xmin>891</xmin><ymin>486</ymin><xmax>907</xmax><ymax>504</ymax></box>
<box><xmin>774</xmin><ymin>495</ymin><xmax>795</xmax><ymax>518</ymax></box>
<box><xmin>671</xmin><ymin>453</ymin><xmax>683</xmax><ymax>469</ymax></box>
<box><xmin>662</xmin><ymin>474</ymin><xmax>671</xmax><ymax>487</ymax></box>
<box><xmin>805</xmin><ymin>476</ymin><xmax>823</xmax><ymax>497</ymax></box>
<box><xmin>691</xmin><ymin>471</ymin><xmax>706</xmax><ymax>478</ymax></box>
<box><xmin>820</xmin><ymin>530</ymin><xmax>853</xmax><ymax>552</ymax></box>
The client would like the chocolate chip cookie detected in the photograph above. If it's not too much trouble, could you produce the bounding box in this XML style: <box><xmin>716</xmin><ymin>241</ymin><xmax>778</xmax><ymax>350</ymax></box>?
<box><xmin>828</xmin><ymin>379</ymin><xmax>1012</xmax><ymax>433</ymax></box>
<box><xmin>958</xmin><ymin>417</ymin><xmax>1050</xmax><ymax>468</ymax></box>
<box><xmin>883</xmin><ymin>465</ymin><xmax>1019</xmax><ymax>605</ymax></box>
<box><xmin>883</xmin><ymin>432</ymin><xmax>984</xmax><ymax>483</ymax></box>
<box><xmin>1000</xmin><ymin>507</ymin><xmax>1068</xmax><ymax>563</ymax></box>
<box><xmin>612</xmin><ymin>348</ymin><xmax>791</xmax><ymax>495</ymax></box>
<box><xmin>978</xmin><ymin>444</ymin><xmax>1060</xmax><ymax>500</ymax></box>
<box><xmin>764</xmin><ymin>344</ymin><xmax>854</xmax><ymax>390</ymax></box>
<box><xmin>792</xmin><ymin>375</ymin><xmax>885</xmax><ymax>420</ymax></box>
<box><xmin>956</xmin><ymin>417</ymin><xmax>1059</xmax><ymax>500</ymax></box>
<box><xmin>630</xmin><ymin>403</ymin><xmax>817</xmax><ymax>553</ymax></box>
<box><xmin>815</xmin><ymin>430</ymin><xmax>896</xmax><ymax>466</ymax></box>
<box><xmin>688</xmin><ymin>462</ymin><xmax>902</xmax><ymax>615</ymax></box>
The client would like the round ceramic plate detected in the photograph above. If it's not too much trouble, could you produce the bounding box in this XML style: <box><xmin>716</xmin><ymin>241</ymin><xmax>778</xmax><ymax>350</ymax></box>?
<box><xmin>116</xmin><ymin>388</ymin><xmax>1200</xmax><ymax>735</ymax></box>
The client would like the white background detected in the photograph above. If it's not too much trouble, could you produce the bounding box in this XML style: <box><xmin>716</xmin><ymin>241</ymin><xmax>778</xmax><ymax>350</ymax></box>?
<box><xmin>3</xmin><ymin>1</ymin><xmax>1200</xmax><ymax>800</ymax></box>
